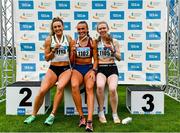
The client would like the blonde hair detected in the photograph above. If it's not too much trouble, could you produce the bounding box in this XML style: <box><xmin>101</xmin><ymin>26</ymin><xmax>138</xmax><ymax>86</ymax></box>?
<box><xmin>50</xmin><ymin>17</ymin><xmax>64</xmax><ymax>36</ymax></box>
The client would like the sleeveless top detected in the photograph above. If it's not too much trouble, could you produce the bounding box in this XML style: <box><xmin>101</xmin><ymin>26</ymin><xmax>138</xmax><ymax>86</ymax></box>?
<box><xmin>51</xmin><ymin>34</ymin><xmax>69</xmax><ymax>62</ymax></box>
<box><xmin>97</xmin><ymin>39</ymin><xmax>115</xmax><ymax>59</ymax></box>
<box><xmin>75</xmin><ymin>37</ymin><xmax>93</xmax><ymax>58</ymax></box>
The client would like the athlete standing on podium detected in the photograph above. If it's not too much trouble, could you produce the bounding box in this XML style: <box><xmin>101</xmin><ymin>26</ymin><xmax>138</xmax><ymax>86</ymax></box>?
<box><xmin>24</xmin><ymin>17</ymin><xmax>74</xmax><ymax>125</ymax></box>
<box><xmin>70</xmin><ymin>21</ymin><xmax>98</xmax><ymax>132</ymax></box>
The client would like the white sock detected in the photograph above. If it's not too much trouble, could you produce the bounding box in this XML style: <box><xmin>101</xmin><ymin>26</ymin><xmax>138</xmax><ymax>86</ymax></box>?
<box><xmin>50</xmin><ymin>113</ymin><xmax>55</xmax><ymax>117</ymax></box>
<box><xmin>112</xmin><ymin>113</ymin><xmax>118</xmax><ymax>118</ymax></box>
<box><xmin>99</xmin><ymin>110</ymin><xmax>105</xmax><ymax>117</ymax></box>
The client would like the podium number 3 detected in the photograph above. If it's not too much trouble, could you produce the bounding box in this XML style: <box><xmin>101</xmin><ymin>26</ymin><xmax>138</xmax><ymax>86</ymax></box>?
<box><xmin>142</xmin><ymin>94</ymin><xmax>154</xmax><ymax>112</ymax></box>
<box><xmin>19</xmin><ymin>88</ymin><xmax>32</xmax><ymax>106</ymax></box>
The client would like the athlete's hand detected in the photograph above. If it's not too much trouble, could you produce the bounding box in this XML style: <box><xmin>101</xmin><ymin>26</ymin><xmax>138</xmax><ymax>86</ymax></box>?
<box><xmin>104</xmin><ymin>44</ymin><xmax>115</xmax><ymax>52</ymax></box>
<box><xmin>89</xmin><ymin>70</ymin><xmax>96</xmax><ymax>81</ymax></box>
<box><xmin>54</xmin><ymin>43</ymin><xmax>61</xmax><ymax>50</ymax></box>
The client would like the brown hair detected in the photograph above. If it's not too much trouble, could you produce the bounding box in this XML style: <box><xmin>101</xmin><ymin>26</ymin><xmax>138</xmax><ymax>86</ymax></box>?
<box><xmin>96</xmin><ymin>21</ymin><xmax>112</xmax><ymax>44</ymax></box>
<box><xmin>50</xmin><ymin>17</ymin><xmax>64</xmax><ymax>36</ymax></box>
<box><xmin>77</xmin><ymin>21</ymin><xmax>90</xmax><ymax>37</ymax></box>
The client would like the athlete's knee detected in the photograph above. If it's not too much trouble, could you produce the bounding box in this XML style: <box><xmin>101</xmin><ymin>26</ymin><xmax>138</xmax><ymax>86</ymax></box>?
<box><xmin>109</xmin><ymin>89</ymin><xmax>117</xmax><ymax>97</ymax></box>
<box><xmin>96</xmin><ymin>86</ymin><xmax>104</xmax><ymax>94</ymax></box>
<box><xmin>56</xmin><ymin>86</ymin><xmax>64</xmax><ymax>93</ymax></box>
<box><xmin>86</xmin><ymin>85</ymin><xmax>94</xmax><ymax>94</ymax></box>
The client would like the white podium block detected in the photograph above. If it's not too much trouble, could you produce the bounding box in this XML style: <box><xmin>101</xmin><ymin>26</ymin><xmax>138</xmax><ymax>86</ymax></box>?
<box><xmin>126</xmin><ymin>86</ymin><xmax>164</xmax><ymax>114</ymax></box>
<box><xmin>6</xmin><ymin>81</ymin><xmax>51</xmax><ymax>115</ymax></box>
<box><xmin>64</xmin><ymin>84</ymin><xmax>108</xmax><ymax>115</ymax></box>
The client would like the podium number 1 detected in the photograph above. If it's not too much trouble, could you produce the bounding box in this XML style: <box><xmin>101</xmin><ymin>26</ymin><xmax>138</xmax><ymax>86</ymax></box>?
<box><xmin>142</xmin><ymin>94</ymin><xmax>154</xmax><ymax>112</ymax></box>
<box><xmin>19</xmin><ymin>88</ymin><xmax>32</xmax><ymax>106</ymax></box>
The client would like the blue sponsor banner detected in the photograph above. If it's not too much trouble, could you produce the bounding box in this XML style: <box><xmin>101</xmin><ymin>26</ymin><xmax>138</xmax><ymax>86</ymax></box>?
<box><xmin>19</xmin><ymin>22</ymin><xmax>35</xmax><ymax>31</ymax></box>
<box><xmin>64</xmin><ymin>22</ymin><xmax>71</xmax><ymax>30</ymax></box>
<box><xmin>128</xmin><ymin>0</ymin><xmax>143</xmax><ymax>9</ymax></box>
<box><xmin>17</xmin><ymin>108</ymin><xmax>26</xmax><ymax>115</ymax></box>
<box><xmin>74</xmin><ymin>11</ymin><xmax>88</xmax><ymax>20</ymax></box>
<box><xmin>39</xmin><ymin>73</ymin><xmax>45</xmax><ymax>81</ymax></box>
<box><xmin>146</xmin><ymin>73</ymin><xmax>161</xmax><ymax>81</ymax></box>
<box><xmin>92</xmin><ymin>1</ymin><xmax>106</xmax><ymax>9</ymax></box>
<box><xmin>56</xmin><ymin>1</ymin><xmax>70</xmax><ymax>9</ymax></box>
<box><xmin>38</xmin><ymin>11</ymin><xmax>52</xmax><ymax>20</ymax></box>
<box><xmin>21</xmin><ymin>63</ymin><xmax>36</xmax><ymax>72</ymax></box>
<box><xmin>74</xmin><ymin>32</ymin><xmax>78</xmax><ymax>40</ymax></box>
<box><xmin>128</xmin><ymin>42</ymin><xmax>142</xmax><ymax>51</ymax></box>
<box><xmin>18</xmin><ymin>1</ymin><xmax>34</xmax><ymax>9</ymax></box>
<box><xmin>39</xmin><ymin>32</ymin><xmax>49</xmax><ymax>41</ymax></box>
<box><xmin>128</xmin><ymin>63</ymin><xmax>142</xmax><ymax>71</ymax></box>
<box><xmin>146</xmin><ymin>11</ymin><xmax>161</xmax><ymax>19</ymax></box>
<box><xmin>39</xmin><ymin>53</ymin><xmax>45</xmax><ymax>61</ymax></box>
<box><xmin>66</xmin><ymin>107</ymin><xmax>74</xmax><ymax>115</ymax></box>
<box><xmin>128</xmin><ymin>22</ymin><xmax>142</xmax><ymax>30</ymax></box>
<box><xmin>110</xmin><ymin>11</ymin><xmax>124</xmax><ymax>20</ymax></box>
<box><xmin>20</xmin><ymin>43</ymin><xmax>35</xmax><ymax>51</ymax></box>
<box><xmin>110</xmin><ymin>32</ymin><xmax>124</xmax><ymax>40</ymax></box>
<box><xmin>146</xmin><ymin>32</ymin><xmax>161</xmax><ymax>40</ymax></box>
<box><xmin>82</xmin><ymin>107</ymin><xmax>88</xmax><ymax>114</ymax></box>
<box><xmin>146</xmin><ymin>52</ymin><xmax>160</xmax><ymax>61</ymax></box>
<box><xmin>119</xmin><ymin>73</ymin><xmax>125</xmax><ymax>81</ymax></box>
<box><xmin>92</xmin><ymin>22</ymin><xmax>98</xmax><ymax>30</ymax></box>
<box><xmin>121</xmin><ymin>52</ymin><xmax>124</xmax><ymax>61</ymax></box>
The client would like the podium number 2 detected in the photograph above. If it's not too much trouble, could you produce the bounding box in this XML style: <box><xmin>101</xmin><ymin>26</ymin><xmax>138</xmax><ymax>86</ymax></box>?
<box><xmin>142</xmin><ymin>94</ymin><xmax>154</xmax><ymax>112</ymax></box>
<box><xmin>19</xmin><ymin>88</ymin><xmax>32</xmax><ymax>106</ymax></box>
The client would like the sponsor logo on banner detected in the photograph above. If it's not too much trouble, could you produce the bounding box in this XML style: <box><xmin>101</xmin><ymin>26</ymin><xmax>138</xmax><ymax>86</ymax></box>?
<box><xmin>146</xmin><ymin>63</ymin><xmax>161</xmax><ymax>71</ymax></box>
<box><xmin>19</xmin><ymin>12</ymin><xmax>34</xmax><ymax>20</ymax></box>
<box><xmin>128</xmin><ymin>73</ymin><xmax>142</xmax><ymax>81</ymax></box>
<box><xmin>19</xmin><ymin>22</ymin><xmax>35</xmax><ymax>31</ymax></box>
<box><xmin>20</xmin><ymin>33</ymin><xmax>34</xmax><ymax>41</ymax></box>
<box><xmin>39</xmin><ymin>53</ymin><xmax>45</xmax><ymax>61</ymax></box>
<box><xmin>56</xmin><ymin>1</ymin><xmax>70</xmax><ymax>9</ymax></box>
<box><xmin>146</xmin><ymin>11</ymin><xmax>161</xmax><ymax>19</ymax></box>
<box><xmin>128</xmin><ymin>22</ymin><xmax>142</xmax><ymax>30</ymax></box>
<box><xmin>128</xmin><ymin>42</ymin><xmax>142</xmax><ymax>51</ymax></box>
<box><xmin>64</xmin><ymin>22</ymin><xmax>71</xmax><ymax>30</ymax></box>
<box><xmin>110</xmin><ymin>11</ymin><xmax>124</xmax><ymax>20</ymax></box>
<box><xmin>74</xmin><ymin>1</ymin><xmax>89</xmax><ymax>9</ymax></box>
<box><xmin>128</xmin><ymin>63</ymin><xmax>142</xmax><ymax>71</ymax></box>
<box><xmin>38</xmin><ymin>22</ymin><xmax>50</xmax><ymax>31</ymax></box>
<box><xmin>121</xmin><ymin>53</ymin><xmax>124</xmax><ymax>61</ymax></box>
<box><xmin>110</xmin><ymin>22</ymin><xmax>124</xmax><ymax>30</ymax></box>
<box><xmin>92</xmin><ymin>22</ymin><xmax>98</xmax><ymax>30</ymax></box>
<box><xmin>38</xmin><ymin>11</ymin><xmax>52</xmax><ymax>20</ymax></box>
<box><xmin>21</xmin><ymin>73</ymin><xmax>37</xmax><ymax>81</ymax></box>
<box><xmin>118</xmin><ymin>73</ymin><xmax>125</xmax><ymax>81</ymax></box>
<box><xmin>146</xmin><ymin>1</ymin><xmax>161</xmax><ymax>9</ymax></box>
<box><xmin>20</xmin><ymin>43</ymin><xmax>35</xmax><ymax>51</ymax></box>
<box><xmin>128</xmin><ymin>0</ymin><xmax>143</xmax><ymax>9</ymax></box>
<box><xmin>128</xmin><ymin>32</ymin><xmax>144</xmax><ymax>40</ymax></box>
<box><xmin>74</xmin><ymin>32</ymin><xmax>78</xmax><ymax>40</ymax></box>
<box><xmin>21</xmin><ymin>53</ymin><xmax>35</xmax><ymax>61</ymax></box>
<box><xmin>146</xmin><ymin>52</ymin><xmax>160</xmax><ymax>61</ymax></box>
<box><xmin>17</xmin><ymin>108</ymin><xmax>26</xmax><ymax>115</ymax></box>
<box><xmin>109</xmin><ymin>1</ymin><xmax>126</xmax><ymax>9</ymax></box>
<box><xmin>146</xmin><ymin>32</ymin><xmax>161</xmax><ymax>40</ymax></box>
<box><xmin>128</xmin><ymin>53</ymin><xmax>143</xmax><ymax>60</ymax></box>
<box><xmin>82</xmin><ymin>107</ymin><xmax>88</xmax><ymax>114</ymax></box>
<box><xmin>66</xmin><ymin>107</ymin><xmax>74</xmax><ymax>115</ymax></box>
<box><xmin>128</xmin><ymin>12</ymin><xmax>143</xmax><ymax>19</ymax></box>
<box><xmin>92</xmin><ymin>12</ymin><xmax>107</xmax><ymax>20</ymax></box>
<box><xmin>92</xmin><ymin>1</ymin><xmax>106</xmax><ymax>9</ymax></box>
<box><xmin>39</xmin><ymin>32</ymin><xmax>49</xmax><ymax>41</ymax></box>
<box><xmin>39</xmin><ymin>63</ymin><xmax>49</xmax><ymax>71</ymax></box>
<box><xmin>110</xmin><ymin>32</ymin><xmax>124</xmax><ymax>40</ymax></box>
<box><xmin>146</xmin><ymin>42</ymin><xmax>161</xmax><ymax>50</ymax></box>
<box><xmin>74</xmin><ymin>11</ymin><xmax>88</xmax><ymax>20</ymax></box>
<box><xmin>146</xmin><ymin>73</ymin><xmax>161</xmax><ymax>81</ymax></box>
<box><xmin>58</xmin><ymin>12</ymin><xmax>71</xmax><ymax>20</ymax></box>
<box><xmin>146</xmin><ymin>22</ymin><xmax>161</xmax><ymax>30</ymax></box>
<box><xmin>21</xmin><ymin>63</ymin><xmax>36</xmax><ymax>72</ymax></box>
<box><xmin>18</xmin><ymin>1</ymin><xmax>34</xmax><ymax>9</ymax></box>
<box><xmin>38</xmin><ymin>1</ymin><xmax>52</xmax><ymax>9</ymax></box>
<box><xmin>39</xmin><ymin>73</ymin><xmax>45</xmax><ymax>81</ymax></box>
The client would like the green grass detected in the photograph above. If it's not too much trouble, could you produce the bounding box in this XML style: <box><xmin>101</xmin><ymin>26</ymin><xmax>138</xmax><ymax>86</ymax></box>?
<box><xmin>0</xmin><ymin>86</ymin><xmax>180</xmax><ymax>132</ymax></box>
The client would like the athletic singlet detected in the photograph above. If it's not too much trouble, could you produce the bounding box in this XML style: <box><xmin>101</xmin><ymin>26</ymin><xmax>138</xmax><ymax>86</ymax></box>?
<box><xmin>51</xmin><ymin>34</ymin><xmax>69</xmax><ymax>62</ymax></box>
<box><xmin>97</xmin><ymin>39</ymin><xmax>115</xmax><ymax>59</ymax></box>
<box><xmin>75</xmin><ymin>37</ymin><xmax>93</xmax><ymax>58</ymax></box>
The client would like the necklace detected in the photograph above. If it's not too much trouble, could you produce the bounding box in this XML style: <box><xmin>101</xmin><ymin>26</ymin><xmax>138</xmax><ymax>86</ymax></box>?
<box><xmin>76</xmin><ymin>35</ymin><xmax>88</xmax><ymax>47</ymax></box>
<box><xmin>55</xmin><ymin>34</ymin><xmax>64</xmax><ymax>44</ymax></box>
